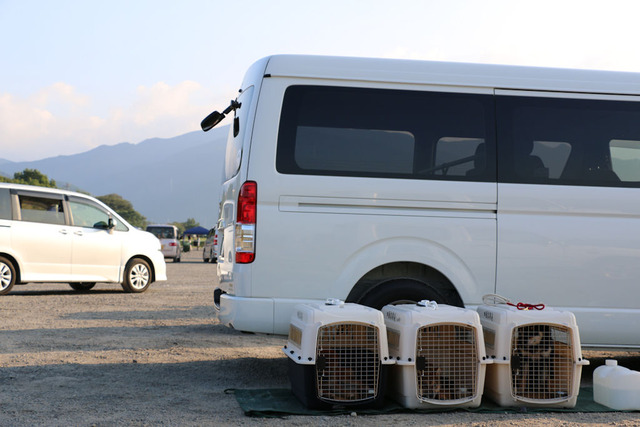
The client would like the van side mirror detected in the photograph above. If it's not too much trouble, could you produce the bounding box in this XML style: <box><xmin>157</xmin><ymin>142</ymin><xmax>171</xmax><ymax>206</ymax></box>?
<box><xmin>201</xmin><ymin>111</ymin><xmax>224</xmax><ymax>132</ymax></box>
<box><xmin>201</xmin><ymin>100</ymin><xmax>241</xmax><ymax>132</ymax></box>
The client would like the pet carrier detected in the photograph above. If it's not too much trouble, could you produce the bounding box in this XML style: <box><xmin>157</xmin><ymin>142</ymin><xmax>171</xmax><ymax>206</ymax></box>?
<box><xmin>283</xmin><ymin>299</ymin><xmax>394</xmax><ymax>409</ymax></box>
<box><xmin>477</xmin><ymin>295</ymin><xmax>589</xmax><ymax>408</ymax></box>
<box><xmin>382</xmin><ymin>301</ymin><xmax>491</xmax><ymax>408</ymax></box>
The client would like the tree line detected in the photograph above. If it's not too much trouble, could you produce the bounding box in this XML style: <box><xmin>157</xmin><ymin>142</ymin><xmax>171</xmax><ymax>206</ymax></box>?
<box><xmin>1</xmin><ymin>168</ymin><xmax>200</xmax><ymax>232</ymax></box>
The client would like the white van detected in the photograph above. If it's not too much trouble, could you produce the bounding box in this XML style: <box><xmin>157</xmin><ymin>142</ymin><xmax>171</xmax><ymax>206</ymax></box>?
<box><xmin>0</xmin><ymin>183</ymin><xmax>167</xmax><ymax>294</ymax></box>
<box><xmin>201</xmin><ymin>55</ymin><xmax>640</xmax><ymax>349</ymax></box>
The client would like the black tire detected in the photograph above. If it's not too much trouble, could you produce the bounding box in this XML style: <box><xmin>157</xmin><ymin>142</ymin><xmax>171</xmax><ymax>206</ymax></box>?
<box><xmin>121</xmin><ymin>258</ymin><xmax>152</xmax><ymax>293</ymax></box>
<box><xmin>0</xmin><ymin>256</ymin><xmax>16</xmax><ymax>295</ymax></box>
<box><xmin>203</xmin><ymin>253</ymin><xmax>210</xmax><ymax>263</ymax></box>
<box><xmin>69</xmin><ymin>282</ymin><xmax>96</xmax><ymax>292</ymax></box>
<box><xmin>357</xmin><ymin>278</ymin><xmax>452</xmax><ymax>310</ymax></box>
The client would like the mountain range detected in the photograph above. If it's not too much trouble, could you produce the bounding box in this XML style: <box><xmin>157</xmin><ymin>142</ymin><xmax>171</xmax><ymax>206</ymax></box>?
<box><xmin>0</xmin><ymin>126</ymin><xmax>229</xmax><ymax>228</ymax></box>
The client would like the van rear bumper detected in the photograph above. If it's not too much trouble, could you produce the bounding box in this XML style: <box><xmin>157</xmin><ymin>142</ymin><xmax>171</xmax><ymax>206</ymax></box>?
<box><xmin>215</xmin><ymin>291</ymin><xmax>322</xmax><ymax>335</ymax></box>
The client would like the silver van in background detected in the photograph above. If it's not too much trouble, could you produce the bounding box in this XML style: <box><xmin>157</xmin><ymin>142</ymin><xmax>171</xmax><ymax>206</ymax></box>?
<box><xmin>146</xmin><ymin>224</ymin><xmax>181</xmax><ymax>262</ymax></box>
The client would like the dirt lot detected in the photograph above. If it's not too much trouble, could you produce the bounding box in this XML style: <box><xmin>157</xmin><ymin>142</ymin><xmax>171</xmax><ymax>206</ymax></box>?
<box><xmin>1</xmin><ymin>249</ymin><xmax>639</xmax><ymax>426</ymax></box>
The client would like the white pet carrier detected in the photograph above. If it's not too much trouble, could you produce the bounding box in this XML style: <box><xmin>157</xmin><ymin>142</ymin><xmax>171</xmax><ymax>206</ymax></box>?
<box><xmin>283</xmin><ymin>299</ymin><xmax>394</xmax><ymax>409</ymax></box>
<box><xmin>382</xmin><ymin>301</ymin><xmax>491</xmax><ymax>408</ymax></box>
<box><xmin>477</xmin><ymin>295</ymin><xmax>589</xmax><ymax>408</ymax></box>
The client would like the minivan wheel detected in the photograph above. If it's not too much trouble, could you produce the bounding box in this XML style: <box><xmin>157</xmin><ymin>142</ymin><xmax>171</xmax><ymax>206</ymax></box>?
<box><xmin>69</xmin><ymin>282</ymin><xmax>96</xmax><ymax>292</ymax></box>
<box><xmin>0</xmin><ymin>256</ymin><xmax>16</xmax><ymax>295</ymax></box>
<box><xmin>357</xmin><ymin>278</ymin><xmax>453</xmax><ymax>310</ymax></box>
<box><xmin>121</xmin><ymin>258</ymin><xmax>152</xmax><ymax>293</ymax></box>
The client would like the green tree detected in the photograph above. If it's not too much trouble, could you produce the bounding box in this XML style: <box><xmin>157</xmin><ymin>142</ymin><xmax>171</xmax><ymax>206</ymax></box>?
<box><xmin>182</xmin><ymin>218</ymin><xmax>199</xmax><ymax>230</ymax></box>
<box><xmin>12</xmin><ymin>169</ymin><xmax>57</xmax><ymax>188</ymax></box>
<box><xmin>171</xmin><ymin>221</ymin><xmax>185</xmax><ymax>235</ymax></box>
<box><xmin>97</xmin><ymin>194</ymin><xmax>147</xmax><ymax>229</ymax></box>
<box><xmin>171</xmin><ymin>218</ymin><xmax>200</xmax><ymax>236</ymax></box>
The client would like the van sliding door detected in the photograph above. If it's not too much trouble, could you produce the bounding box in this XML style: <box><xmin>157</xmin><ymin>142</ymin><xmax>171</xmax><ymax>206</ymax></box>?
<box><xmin>495</xmin><ymin>90</ymin><xmax>640</xmax><ymax>347</ymax></box>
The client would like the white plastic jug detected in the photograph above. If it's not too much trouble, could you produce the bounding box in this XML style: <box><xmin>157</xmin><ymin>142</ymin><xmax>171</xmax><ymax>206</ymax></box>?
<box><xmin>593</xmin><ymin>359</ymin><xmax>640</xmax><ymax>410</ymax></box>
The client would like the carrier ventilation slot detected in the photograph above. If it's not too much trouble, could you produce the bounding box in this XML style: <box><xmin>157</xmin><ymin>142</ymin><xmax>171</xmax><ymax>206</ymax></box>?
<box><xmin>416</xmin><ymin>323</ymin><xmax>479</xmax><ymax>402</ymax></box>
<box><xmin>315</xmin><ymin>322</ymin><xmax>380</xmax><ymax>403</ymax></box>
<box><xmin>511</xmin><ymin>324</ymin><xmax>574</xmax><ymax>401</ymax></box>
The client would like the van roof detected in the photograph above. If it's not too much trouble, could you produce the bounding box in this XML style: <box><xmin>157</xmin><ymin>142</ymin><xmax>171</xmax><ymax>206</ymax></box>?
<box><xmin>263</xmin><ymin>55</ymin><xmax>640</xmax><ymax>96</ymax></box>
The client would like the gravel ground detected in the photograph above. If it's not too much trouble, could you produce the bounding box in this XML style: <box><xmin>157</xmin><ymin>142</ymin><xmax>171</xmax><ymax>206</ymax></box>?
<box><xmin>1</xmin><ymin>249</ymin><xmax>639</xmax><ymax>426</ymax></box>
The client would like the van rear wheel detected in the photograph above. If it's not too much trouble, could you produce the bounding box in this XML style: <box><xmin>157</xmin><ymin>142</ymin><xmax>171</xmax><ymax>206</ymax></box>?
<box><xmin>0</xmin><ymin>256</ymin><xmax>16</xmax><ymax>295</ymax></box>
<box><xmin>357</xmin><ymin>278</ymin><xmax>454</xmax><ymax>310</ymax></box>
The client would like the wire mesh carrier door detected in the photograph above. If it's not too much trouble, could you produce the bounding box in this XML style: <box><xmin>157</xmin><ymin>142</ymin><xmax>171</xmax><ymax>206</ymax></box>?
<box><xmin>511</xmin><ymin>323</ymin><xmax>575</xmax><ymax>401</ymax></box>
<box><xmin>382</xmin><ymin>302</ymin><xmax>490</xmax><ymax>408</ymax></box>
<box><xmin>283</xmin><ymin>300</ymin><xmax>393</xmax><ymax>409</ymax></box>
<box><xmin>477</xmin><ymin>297</ymin><xmax>589</xmax><ymax>408</ymax></box>
<box><xmin>416</xmin><ymin>323</ymin><xmax>479</xmax><ymax>403</ymax></box>
<box><xmin>315</xmin><ymin>322</ymin><xmax>381</xmax><ymax>403</ymax></box>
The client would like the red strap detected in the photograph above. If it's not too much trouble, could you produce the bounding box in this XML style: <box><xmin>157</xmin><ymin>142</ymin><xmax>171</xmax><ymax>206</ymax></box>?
<box><xmin>507</xmin><ymin>302</ymin><xmax>545</xmax><ymax>310</ymax></box>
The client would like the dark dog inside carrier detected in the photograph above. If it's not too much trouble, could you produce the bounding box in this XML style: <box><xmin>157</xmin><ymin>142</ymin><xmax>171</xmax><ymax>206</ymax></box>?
<box><xmin>510</xmin><ymin>323</ymin><xmax>574</xmax><ymax>401</ymax></box>
<box><xmin>416</xmin><ymin>323</ymin><xmax>479</xmax><ymax>402</ymax></box>
<box><xmin>288</xmin><ymin>322</ymin><xmax>389</xmax><ymax>409</ymax></box>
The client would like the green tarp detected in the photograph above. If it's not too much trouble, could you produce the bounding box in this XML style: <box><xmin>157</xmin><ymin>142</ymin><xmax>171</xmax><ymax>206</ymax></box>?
<box><xmin>232</xmin><ymin>387</ymin><xmax>630</xmax><ymax>418</ymax></box>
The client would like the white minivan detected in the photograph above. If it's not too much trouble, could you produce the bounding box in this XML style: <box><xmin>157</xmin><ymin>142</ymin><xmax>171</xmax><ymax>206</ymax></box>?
<box><xmin>202</xmin><ymin>55</ymin><xmax>640</xmax><ymax>349</ymax></box>
<box><xmin>0</xmin><ymin>183</ymin><xmax>167</xmax><ymax>294</ymax></box>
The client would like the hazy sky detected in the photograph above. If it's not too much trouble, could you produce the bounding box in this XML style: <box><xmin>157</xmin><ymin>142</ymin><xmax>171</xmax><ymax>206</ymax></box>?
<box><xmin>2</xmin><ymin>0</ymin><xmax>640</xmax><ymax>161</ymax></box>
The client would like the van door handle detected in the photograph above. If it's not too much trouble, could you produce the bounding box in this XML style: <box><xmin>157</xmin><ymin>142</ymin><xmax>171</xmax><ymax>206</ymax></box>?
<box><xmin>59</xmin><ymin>229</ymin><xmax>68</xmax><ymax>235</ymax></box>
<box><xmin>74</xmin><ymin>230</ymin><xmax>83</xmax><ymax>236</ymax></box>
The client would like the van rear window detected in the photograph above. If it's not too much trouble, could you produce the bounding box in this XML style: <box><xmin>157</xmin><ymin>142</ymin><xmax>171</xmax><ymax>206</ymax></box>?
<box><xmin>147</xmin><ymin>226</ymin><xmax>176</xmax><ymax>239</ymax></box>
<box><xmin>276</xmin><ymin>85</ymin><xmax>495</xmax><ymax>181</ymax></box>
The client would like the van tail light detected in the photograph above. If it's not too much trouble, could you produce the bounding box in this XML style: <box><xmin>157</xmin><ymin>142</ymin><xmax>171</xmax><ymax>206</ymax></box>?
<box><xmin>169</xmin><ymin>242</ymin><xmax>178</xmax><ymax>247</ymax></box>
<box><xmin>236</xmin><ymin>181</ymin><xmax>256</xmax><ymax>263</ymax></box>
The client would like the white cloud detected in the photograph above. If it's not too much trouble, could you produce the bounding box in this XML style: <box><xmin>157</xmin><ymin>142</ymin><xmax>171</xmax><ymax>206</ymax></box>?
<box><xmin>0</xmin><ymin>81</ymin><xmax>236</xmax><ymax>161</ymax></box>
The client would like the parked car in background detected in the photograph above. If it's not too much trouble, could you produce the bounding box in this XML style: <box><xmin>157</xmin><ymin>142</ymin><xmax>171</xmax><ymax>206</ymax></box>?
<box><xmin>203</xmin><ymin>227</ymin><xmax>216</xmax><ymax>263</ymax></box>
<box><xmin>146</xmin><ymin>224</ymin><xmax>181</xmax><ymax>262</ymax></box>
<box><xmin>0</xmin><ymin>183</ymin><xmax>167</xmax><ymax>295</ymax></box>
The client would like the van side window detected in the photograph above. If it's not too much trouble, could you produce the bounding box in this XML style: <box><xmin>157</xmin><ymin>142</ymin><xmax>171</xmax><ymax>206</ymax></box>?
<box><xmin>0</xmin><ymin>188</ymin><xmax>11</xmax><ymax>220</ymax></box>
<box><xmin>69</xmin><ymin>200</ymin><xmax>111</xmax><ymax>229</ymax></box>
<box><xmin>610</xmin><ymin>139</ymin><xmax>640</xmax><ymax>182</ymax></box>
<box><xmin>498</xmin><ymin>96</ymin><xmax>640</xmax><ymax>187</ymax></box>
<box><xmin>19</xmin><ymin>195</ymin><xmax>65</xmax><ymax>225</ymax></box>
<box><xmin>276</xmin><ymin>86</ymin><xmax>495</xmax><ymax>182</ymax></box>
<box><xmin>224</xmin><ymin>86</ymin><xmax>254</xmax><ymax>181</ymax></box>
